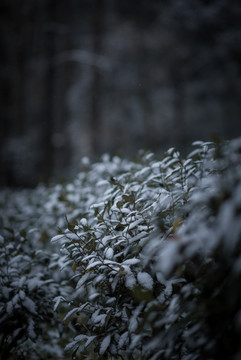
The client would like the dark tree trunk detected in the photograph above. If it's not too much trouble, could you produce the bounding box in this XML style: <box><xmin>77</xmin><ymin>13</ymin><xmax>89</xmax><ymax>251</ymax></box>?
<box><xmin>89</xmin><ymin>0</ymin><xmax>104</xmax><ymax>155</ymax></box>
<box><xmin>41</xmin><ymin>1</ymin><xmax>56</xmax><ymax>181</ymax></box>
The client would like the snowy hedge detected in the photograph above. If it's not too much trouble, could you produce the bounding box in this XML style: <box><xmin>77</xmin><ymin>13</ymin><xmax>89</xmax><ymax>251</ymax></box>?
<box><xmin>1</xmin><ymin>138</ymin><xmax>241</xmax><ymax>360</ymax></box>
<box><xmin>51</xmin><ymin>138</ymin><xmax>241</xmax><ymax>360</ymax></box>
<box><xmin>0</xmin><ymin>228</ymin><xmax>69</xmax><ymax>359</ymax></box>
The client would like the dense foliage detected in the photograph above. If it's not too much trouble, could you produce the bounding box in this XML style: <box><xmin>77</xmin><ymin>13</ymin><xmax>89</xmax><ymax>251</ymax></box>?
<box><xmin>0</xmin><ymin>228</ymin><xmax>68</xmax><ymax>360</ymax></box>
<box><xmin>1</xmin><ymin>138</ymin><xmax>241</xmax><ymax>359</ymax></box>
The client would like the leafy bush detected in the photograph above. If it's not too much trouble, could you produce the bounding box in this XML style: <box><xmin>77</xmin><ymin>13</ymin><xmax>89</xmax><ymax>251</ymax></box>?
<box><xmin>52</xmin><ymin>141</ymin><xmax>223</xmax><ymax>359</ymax></box>
<box><xmin>1</xmin><ymin>138</ymin><xmax>241</xmax><ymax>360</ymax></box>
<box><xmin>0</xmin><ymin>228</ymin><xmax>68</xmax><ymax>360</ymax></box>
<box><xmin>141</xmin><ymin>137</ymin><xmax>241</xmax><ymax>360</ymax></box>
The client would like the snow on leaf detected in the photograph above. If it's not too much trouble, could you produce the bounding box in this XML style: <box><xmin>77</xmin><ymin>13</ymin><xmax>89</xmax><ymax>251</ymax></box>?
<box><xmin>28</xmin><ymin>319</ymin><xmax>36</xmax><ymax>340</ymax></box>
<box><xmin>129</xmin><ymin>317</ymin><xmax>138</xmax><ymax>332</ymax></box>
<box><xmin>119</xmin><ymin>331</ymin><xmax>129</xmax><ymax>348</ymax></box>
<box><xmin>53</xmin><ymin>296</ymin><xmax>65</xmax><ymax>311</ymax></box>
<box><xmin>129</xmin><ymin>231</ymin><xmax>148</xmax><ymax>243</ymax></box>
<box><xmin>27</xmin><ymin>277</ymin><xmax>42</xmax><ymax>291</ymax></box>
<box><xmin>19</xmin><ymin>290</ymin><xmax>25</xmax><ymax>300</ymax></box>
<box><xmin>99</xmin><ymin>334</ymin><xmax>111</xmax><ymax>355</ymax></box>
<box><xmin>66</xmin><ymin>233</ymin><xmax>80</xmax><ymax>240</ymax></box>
<box><xmin>19</xmin><ymin>276</ymin><xmax>26</xmax><ymax>288</ymax></box>
<box><xmin>192</xmin><ymin>140</ymin><xmax>204</xmax><ymax>146</ymax></box>
<box><xmin>129</xmin><ymin>218</ymin><xmax>143</xmax><ymax>230</ymax></box>
<box><xmin>12</xmin><ymin>294</ymin><xmax>19</xmax><ymax>305</ymax></box>
<box><xmin>122</xmin><ymin>258</ymin><xmax>140</xmax><ymax>266</ymax></box>
<box><xmin>137</xmin><ymin>272</ymin><xmax>153</xmax><ymax>290</ymax></box>
<box><xmin>22</xmin><ymin>297</ymin><xmax>37</xmax><ymax>314</ymax></box>
<box><xmin>102</xmin><ymin>235</ymin><xmax>114</xmax><ymax>245</ymax></box>
<box><xmin>86</xmin><ymin>260</ymin><xmax>102</xmax><ymax>270</ymax></box>
<box><xmin>91</xmin><ymin>313</ymin><xmax>106</xmax><ymax>326</ymax></box>
<box><xmin>124</xmin><ymin>267</ymin><xmax>136</xmax><ymax>289</ymax></box>
<box><xmin>64</xmin><ymin>340</ymin><xmax>80</xmax><ymax>353</ymax></box>
<box><xmin>91</xmin><ymin>202</ymin><xmax>105</xmax><ymax>209</ymax></box>
<box><xmin>2</xmin><ymin>287</ymin><xmax>10</xmax><ymax>299</ymax></box>
<box><xmin>103</xmin><ymin>259</ymin><xmax>119</xmax><ymax>266</ymax></box>
<box><xmin>76</xmin><ymin>272</ymin><xmax>90</xmax><ymax>288</ymax></box>
<box><xmin>97</xmin><ymin>180</ymin><xmax>109</xmax><ymax>186</ymax></box>
<box><xmin>136</xmin><ymin>167</ymin><xmax>151</xmax><ymax>177</ymax></box>
<box><xmin>85</xmin><ymin>335</ymin><xmax>96</xmax><ymax>348</ymax></box>
<box><xmin>51</xmin><ymin>234</ymin><xmax>65</xmax><ymax>243</ymax></box>
<box><xmin>63</xmin><ymin>307</ymin><xmax>79</xmax><ymax>321</ymax></box>
<box><xmin>105</xmin><ymin>247</ymin><xmax>114</xmax><ymax>260</ymax></box>
<box><xmin>121</xmin><ymin>207</ymin><xmax>131</xmax><ymax>214</ymax></box>
<box><xmin>7</xmin><ymin>301</ymin><xmax>13</xmax><ymax>314</ymax></box>
<box><xmin>80</xmin><ymin>218</ymin><xmax>87</xmax><ymax>226</ymax></box>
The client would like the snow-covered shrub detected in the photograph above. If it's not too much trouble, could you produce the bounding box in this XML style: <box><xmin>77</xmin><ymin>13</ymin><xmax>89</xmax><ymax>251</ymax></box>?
<box><xmin>0</xmin><ymin>184</ymin><xmax>78</xmax><ymax>245</ymax></box>
<box><xmin>0</xmin><ymin>228</ymin><xmax>67</xmax><ymax>360</ymax></box>
<box><xmin>52</xmin><ymin>143</ymin><xmax>214</xmax><ymax>359</ymax></box>
<box><xmin>2</xmin><ymin>138</ymin><xmax>240</xmax><ymax>359</ymax></box>
<box><xmin>139</xmin><ymin>138</ymin><xmax>241</xmax><ymax>360</ymax></box>
<box><xmin>0</xmin><ymin>155</ymin><xmax>145</xmax><ymax>245</ymax></box>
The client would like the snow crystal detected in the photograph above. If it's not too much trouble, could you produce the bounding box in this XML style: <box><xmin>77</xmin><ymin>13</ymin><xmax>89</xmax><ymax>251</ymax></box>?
<box><xmin>137</xmin><ymin>272</ymin><xmax>153</xmax><ymax>290</ymax></box>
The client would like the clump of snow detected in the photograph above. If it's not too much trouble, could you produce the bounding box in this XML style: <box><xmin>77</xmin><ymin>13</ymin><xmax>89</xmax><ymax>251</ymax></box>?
<box><xmin>137</xmin><ymin>272</ymin><xmax>153</xmax><ymax>290</ymax></box>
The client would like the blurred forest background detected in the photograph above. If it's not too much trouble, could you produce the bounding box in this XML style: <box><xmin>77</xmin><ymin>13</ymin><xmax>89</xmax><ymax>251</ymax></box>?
<box><xmin>1</xmin><ymin>0</ymin><xmax>241</xmax><ymax>187</ymax></box>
